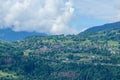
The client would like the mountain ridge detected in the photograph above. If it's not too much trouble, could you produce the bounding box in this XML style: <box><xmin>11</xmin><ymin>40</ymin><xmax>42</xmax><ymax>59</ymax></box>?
<box><xmin>84</xmin><ymin>21</ymin><xmax>120</xmax><ymax>33</ymax></box>
<box><xmin>0</xmin><ymin>21</ymin><xmax>120</xmax><ymax>41</ymax></box>
<box><xmin>0</xmin><ymin>28</ymin><xmax>47</xmax><ymax>41</ymax></box>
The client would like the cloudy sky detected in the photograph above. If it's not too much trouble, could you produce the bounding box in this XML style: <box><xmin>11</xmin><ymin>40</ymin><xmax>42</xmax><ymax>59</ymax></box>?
<box><xmin>0</xmin><ymin>0</ymin><xmax>120</xmax><ymax>34</ymax></box>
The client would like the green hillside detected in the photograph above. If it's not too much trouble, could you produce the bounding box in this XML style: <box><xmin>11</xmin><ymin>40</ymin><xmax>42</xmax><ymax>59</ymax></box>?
<box><xmin>0</xmin><ymin>24</ymin><xmax>120</xmax><ymax>80</ymax></box>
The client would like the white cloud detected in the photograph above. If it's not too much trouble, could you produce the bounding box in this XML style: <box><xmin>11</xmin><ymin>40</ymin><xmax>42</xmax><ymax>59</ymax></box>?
<box><xmin>50</xmin><ymin>1</ymin><xmax>77</xmax><ymax>34</ymax></box>
<box><xmin>0</xmin><ymin>0</ymin><xmax>78</xmax><ymax>34</ymax></box>
<box><xmin>1</xmin><ymin>0</ymin><xmax>120</xmax><ymax>34</ymax></box>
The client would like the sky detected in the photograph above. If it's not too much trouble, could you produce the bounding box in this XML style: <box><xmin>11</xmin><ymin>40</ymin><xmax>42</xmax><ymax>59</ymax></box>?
<box><xmin>0</xmin><ymin>0</ymin><xmax>120</xmax><ymax>34</ymax></box>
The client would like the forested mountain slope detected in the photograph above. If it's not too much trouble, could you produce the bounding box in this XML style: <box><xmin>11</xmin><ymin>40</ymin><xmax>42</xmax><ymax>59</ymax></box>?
<box><xmin>0</xmin><ymin>22</ymin><xmax>120</xmax><ymax>80</ymax></box>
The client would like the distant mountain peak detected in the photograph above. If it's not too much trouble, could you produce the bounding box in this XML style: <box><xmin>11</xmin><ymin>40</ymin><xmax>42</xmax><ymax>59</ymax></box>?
<box><xmin>0</xmin><ymin>28</ymin><xmax>47</xmax><ymax>41</ymax></box>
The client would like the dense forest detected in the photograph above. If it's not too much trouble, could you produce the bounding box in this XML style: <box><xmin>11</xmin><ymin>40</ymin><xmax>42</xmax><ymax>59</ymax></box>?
<box><xmin>0</xmin><ymin>22</ymin><xmax>120</xmax><ymax>80</ymax></box>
